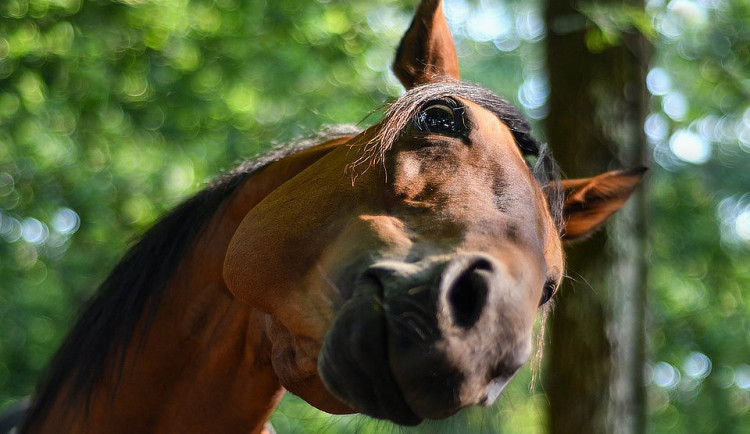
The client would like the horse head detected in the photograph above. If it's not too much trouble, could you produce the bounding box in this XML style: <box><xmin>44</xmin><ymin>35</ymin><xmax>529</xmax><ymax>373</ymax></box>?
<box><xmin>224</xmin><ymin>0</ymin><xmax>643</xmax><ymax>425</ymax></box>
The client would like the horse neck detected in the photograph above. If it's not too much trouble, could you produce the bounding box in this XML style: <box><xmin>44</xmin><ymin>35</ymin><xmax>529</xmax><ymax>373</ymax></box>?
<box><xmin>29</xmin><ymin>137</ymin><xmax>351</xmax><ymax>434</ymax></box>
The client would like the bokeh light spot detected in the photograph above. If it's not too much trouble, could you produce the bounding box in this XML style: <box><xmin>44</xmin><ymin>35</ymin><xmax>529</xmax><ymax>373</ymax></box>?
<box><xmin>736</xmin><ymin>365</ymin><xmax>750</xmax><ymax>390</ymax></box>
<box><xmin>662</xmin><ymin>90</ymin><xmax>688</xmax><ymax>121</ymax></box>
<box><xmin>668</xmin><ymin>0</ymin><xmax>708</xmax><ymax>27</ymax></box>
<box><xmin>466</xmin><ymin>5</ymin><xmax>509</xmax><ymax>42</ymax></box>
<box><xmin>52</xmin><ymin>208</ymin><xmax>80</xmax><ymax>235</ymax></box>
<box><xmin>735</xmin><ymin>211</ymin><xmax>750</xmax><ymax>242</ymax></box>
<box><xmin>645</xmin><ymin>112</ymin><xmax>670</xmax><ymax>143</ymax></box>
<box><xmin>518</xmin><ymin>75</ymin><xmax>549</xmax><ymax>110</ymax></box>
<box><xmin>21</xmin><ymin>217</ymin><xmax>48</xmax><ymax>245</ymax></box>
<box><xmin>653</xmin><ymin>361</ymin><xmax>682</xmax><ymax>389</ymax></box>
<box><xmin>669</xmin><ymin>129</ymin><xmax>710</xmax><ymax>164</ymax></box>
<box><xmin>717</xmin><ymin>195</ymin><xmax>750</xmax><ymax>247</ymax></box>
<box><xmin>683</xmin><ymin>352</ymin><xmax>712</xmax><ymax>380</ymax></box>
<box><xmin>647</xmin><ymin>67</ymin><xmax>672</xmax><ymax>96</ymax></box>
<box><xmin>0</xmin><ymin>213</ymin><xmax>22</xmax><ymax>242</ymax></box>
<box><xmin>516</xmin><ymin>10</ymin><xmax>545</xmax><ymax>42</ymax></box>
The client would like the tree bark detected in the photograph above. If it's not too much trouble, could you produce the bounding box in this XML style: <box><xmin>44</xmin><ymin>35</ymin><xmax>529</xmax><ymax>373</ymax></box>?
<box><xmin>544</xmin><ymin>1</ymin><xmax>649</xmax><ymax>433</ymax></box>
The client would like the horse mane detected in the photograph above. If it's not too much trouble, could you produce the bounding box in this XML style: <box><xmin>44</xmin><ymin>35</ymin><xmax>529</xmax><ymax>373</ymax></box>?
<box><xmin>21</xmin><ymin>126</ymin><xmax>360</xmax><ymax>430</ymax></box>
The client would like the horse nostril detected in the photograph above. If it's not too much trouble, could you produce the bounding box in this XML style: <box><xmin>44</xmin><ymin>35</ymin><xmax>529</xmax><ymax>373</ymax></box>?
<box><xmin>446</xmin><ymin>258</ymin><xmax>492</xmax><ymax>329</ymax></box>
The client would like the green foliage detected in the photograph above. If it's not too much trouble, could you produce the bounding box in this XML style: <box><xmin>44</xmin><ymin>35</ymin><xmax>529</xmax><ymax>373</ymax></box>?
<box><xmin>1</xmin><ymin>0</ymin><xmax>749</xmax><ymax>432</ymax></box>
<box><xmin>581</xmin><ymin>4</ymin><xmax>657</xmax><ymax>52</ymax></box>
<box><xmin>644</xmin><ymin>0</ymin><xmax>750</xmax><ymax>432</ymax></box>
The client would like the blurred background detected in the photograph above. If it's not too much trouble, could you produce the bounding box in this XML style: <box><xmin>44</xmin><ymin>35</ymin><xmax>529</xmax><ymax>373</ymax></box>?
<box><xmin>0</xmin><ymin>0</ymin><xmax>748</xmax><ymax>432</ymax></box>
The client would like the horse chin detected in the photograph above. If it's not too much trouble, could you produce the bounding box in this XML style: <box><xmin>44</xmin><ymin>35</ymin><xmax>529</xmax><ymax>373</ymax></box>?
<box><xmin>317</xmin><ymin>282</ymin><xmax>424</xmax><ymax>426</ymax></box>
<box><xmin>317</xmin><ymin>278</ymin><xmax>473</xmax><ymax>425</ymax></box>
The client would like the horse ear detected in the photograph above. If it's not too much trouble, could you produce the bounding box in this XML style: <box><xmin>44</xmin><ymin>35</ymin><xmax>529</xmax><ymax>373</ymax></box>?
<box><xmin>393</xmin><ymin>0</ymin><xmax>460</xmax><ymax>89</ymax></box>
<box><xmin>561</xmin><ymin>167</ymin><xmax>646</xmax><ymax>242</ymax></box>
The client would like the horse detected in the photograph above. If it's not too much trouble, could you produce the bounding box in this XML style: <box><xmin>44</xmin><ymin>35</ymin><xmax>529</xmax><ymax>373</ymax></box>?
<box><xmin>15</xmin><ymin>0</ymin><xmax>645</xmax><ymax>432</ymax></box>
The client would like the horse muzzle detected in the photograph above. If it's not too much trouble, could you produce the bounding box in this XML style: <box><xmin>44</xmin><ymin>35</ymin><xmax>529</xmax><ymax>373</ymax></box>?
<box><xmin>318</xmin><ymin>253</ymin><xmax>536</xmax><ymax>425</ymax></box>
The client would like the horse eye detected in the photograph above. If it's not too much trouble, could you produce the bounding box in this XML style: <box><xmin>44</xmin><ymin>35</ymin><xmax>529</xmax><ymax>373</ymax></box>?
<box><xmin>414</xmin><ymin>102</ymin><xmax>464</xmax><ymax>135</ymax></box>
<box><xmin>539</xmin><ymin>282</ymin><xmax>556</xmax><ymax>307</ymax></box>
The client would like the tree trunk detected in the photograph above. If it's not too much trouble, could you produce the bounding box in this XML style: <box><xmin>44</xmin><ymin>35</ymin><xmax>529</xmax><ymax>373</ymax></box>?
<box><xmin>543</xmin><ymin>1</ymin><xmax>649</xmax><ymax>433</ymax></box>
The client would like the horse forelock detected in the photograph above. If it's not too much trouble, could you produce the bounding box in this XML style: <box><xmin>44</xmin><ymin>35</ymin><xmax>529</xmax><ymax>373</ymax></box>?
<box><xmin>350</xmin><ymin>81</ymin><xmax>565</xmax><ymax>232</ymax></box>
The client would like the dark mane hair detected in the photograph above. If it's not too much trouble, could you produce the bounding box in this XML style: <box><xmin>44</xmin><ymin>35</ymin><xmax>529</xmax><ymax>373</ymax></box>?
<box><xmin>21</xmin><ymin>126</ymin><xmax>360</xmax><ymax>430</ymax></box>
